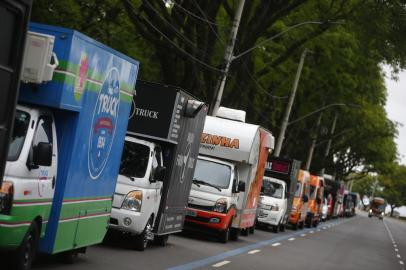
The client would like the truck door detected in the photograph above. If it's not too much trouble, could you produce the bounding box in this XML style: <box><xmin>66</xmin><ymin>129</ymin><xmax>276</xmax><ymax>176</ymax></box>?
<box><xmin>0</xmin><ymin>0</ymin><xmax>32</xmax><ymax>186</ymax></box>
<box><xmin>151</xmin><ymin>147</ymin><xmax>163</xmax><ymax>215</ymax></box>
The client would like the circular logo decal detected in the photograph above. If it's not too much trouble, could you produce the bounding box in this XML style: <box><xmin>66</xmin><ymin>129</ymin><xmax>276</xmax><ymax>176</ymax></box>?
<box><xmin>88</xmin><ymin>67</ymin><xmax>120</xmax><ymax>179</ymax></box>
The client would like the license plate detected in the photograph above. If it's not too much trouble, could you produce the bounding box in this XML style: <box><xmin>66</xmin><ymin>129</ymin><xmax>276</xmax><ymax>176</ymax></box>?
<box><xmin>186</xmin><ymin>209</ymin><xmax>197</xmax><ymax>217</ymax></box>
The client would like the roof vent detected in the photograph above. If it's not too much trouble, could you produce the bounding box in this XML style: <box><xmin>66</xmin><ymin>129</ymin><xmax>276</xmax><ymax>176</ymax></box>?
<box><xmin>216</xmin><ymin>106</ymin><xmax>246</xmax><ymax>122</ymax></box>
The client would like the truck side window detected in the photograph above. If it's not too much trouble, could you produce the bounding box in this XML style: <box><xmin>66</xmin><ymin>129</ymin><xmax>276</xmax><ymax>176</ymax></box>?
<box><xmin>33</xmin><ymin>117</ymin><xmax>53</xmax><ymax>146</ymax></box>
<box><xmin>150</xmin><ymin>147</ymin><xmax>161</xmax><ymax>180</ymax></box>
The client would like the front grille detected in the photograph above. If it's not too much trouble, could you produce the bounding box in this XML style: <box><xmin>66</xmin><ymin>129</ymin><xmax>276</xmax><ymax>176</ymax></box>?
<box><xmin>188</xmin><ymin>203</ymin><xmax>214</xmax><ymax>212</ymax></box>
<box><xmin>186</xmin><ymin>215</ymin><xmax>211</xmax><ymax>223</ymax></box>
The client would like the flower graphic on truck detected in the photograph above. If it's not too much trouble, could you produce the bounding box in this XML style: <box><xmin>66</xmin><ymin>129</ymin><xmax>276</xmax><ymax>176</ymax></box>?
<box><xmin>88</xmin><ymin>67</ymin><xmax>120</xmax><ymax>179</ymax></box>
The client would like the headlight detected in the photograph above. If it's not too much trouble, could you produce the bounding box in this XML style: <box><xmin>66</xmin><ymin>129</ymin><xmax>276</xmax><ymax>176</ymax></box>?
<box><xmin>271</xmin><ymin>204</ymin><xmax>280</xmax><ymax>211</ymax></box>
<box><xmin>0</xmin><ymin>181</ymin><xmax>13</xmax><ymax>215</ymax></box>
<box><xmin>214</xmin><ymin>198</ymin><xmax>228</xmax><ymax>213</ymax></box>
<box><xmin>121</xmin><ymin>190</ymin><xmax>142</xmax><ymax>212</ymax></box>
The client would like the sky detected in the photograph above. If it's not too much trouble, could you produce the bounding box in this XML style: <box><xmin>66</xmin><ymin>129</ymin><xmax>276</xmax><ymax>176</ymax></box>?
<box><xmin>384</xmin><ymin>65</ymin><xmax>406</xmax><ymax>166</ymax></box>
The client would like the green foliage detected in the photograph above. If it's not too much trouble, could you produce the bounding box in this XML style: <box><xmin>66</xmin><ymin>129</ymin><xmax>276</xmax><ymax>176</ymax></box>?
<box><xmin>379</xmin><ymin>164</ymin><xmax>406</xmax><ymax>216</ymax></box>
<box><xmin>30</xmin><ymin>0</ymin><xmax>405</xmax><ymax>178</ymax></box>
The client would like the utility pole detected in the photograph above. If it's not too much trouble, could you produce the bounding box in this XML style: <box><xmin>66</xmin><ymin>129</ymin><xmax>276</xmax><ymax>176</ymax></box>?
<box><xmin>305</xmin><ymin>109</ymin><xmax>323</xmax><ymax>171</ymax></box>
<box><xmin>319</xmin><ymin>112</ymin><xmax>338</xmax><ymax>175</ymax></box>
<box><xmin>210</xmin><ymin>0</ymin><xmax>246</xmax><ymax>116</ymax></box>
<box><xmin>274</xmin><ymin>48</ymin><xmax>309</xmax><ymax>156</ymax></box>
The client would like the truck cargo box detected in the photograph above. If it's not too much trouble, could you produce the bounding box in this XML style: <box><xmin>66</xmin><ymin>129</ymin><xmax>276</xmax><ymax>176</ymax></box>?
<box><xmin>127</xmin><ymin>81</ymin><xmax>207</xmax><ymax>234</ymax></box>
<box><xmin>18</xmin><ymin>23</ymin><xmax>139</xmax><ymax>253</ymax></box>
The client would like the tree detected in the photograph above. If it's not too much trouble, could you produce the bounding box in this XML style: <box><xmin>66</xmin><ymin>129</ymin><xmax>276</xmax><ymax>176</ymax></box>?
<box><xmin>380</xmin><ymin>164</ymin><xmax>406</xmax><ymax>217</ymax></box>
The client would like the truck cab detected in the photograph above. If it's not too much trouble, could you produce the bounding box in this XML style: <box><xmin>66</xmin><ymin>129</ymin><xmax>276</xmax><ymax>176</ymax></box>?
<box><xmin>257</xmin><ymin>177</ymin><xmax>287</xmax><ymax>233</ymax></box>
<box><xmin>110</xmin><ymin>136</ymin><xmax>165</xmax><ymax>250</ymax></box>
<box><xmin>306</xmin><ymin>175</ymin><xmax>324</xmax><ymax>227</ymax></box>
<box><xmin>289</xmin><ymin>170</ymin><xmax>310</xmax><ymax>230</ymax></box>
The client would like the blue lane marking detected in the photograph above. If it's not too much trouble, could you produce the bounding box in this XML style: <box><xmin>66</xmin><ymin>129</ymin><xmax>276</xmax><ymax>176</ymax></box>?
<box><xmin>167</xmin><ymin>219</ymin><xmax>347</xmax><ymax>270</ymax></box>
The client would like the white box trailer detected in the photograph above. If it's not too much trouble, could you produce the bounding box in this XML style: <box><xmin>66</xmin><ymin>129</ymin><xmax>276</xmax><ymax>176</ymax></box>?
<box><xmin>185</xmin><ymin>110</ymin><xmax>274</xmax><ymax>242</ymax></box>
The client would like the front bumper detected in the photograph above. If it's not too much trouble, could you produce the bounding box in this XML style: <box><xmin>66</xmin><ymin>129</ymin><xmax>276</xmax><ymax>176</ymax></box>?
<box><xmin>257</xmin><ymin>209</ymin><xmax>281</xmax><ymax>226</ymax></box>
<box><xmin>108</xmin><ymin>207</ymin><xmax>146</xmax><ymax>235</ymax></box>
<box><xmin>184</xmin><ymin>207</ymin><xmax>233</xmax><ymax>231</ymax></box>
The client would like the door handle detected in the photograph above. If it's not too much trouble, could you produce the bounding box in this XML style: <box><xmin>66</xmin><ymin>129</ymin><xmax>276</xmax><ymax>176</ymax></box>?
<box><xmin>52</xmin><ymin>177</ymin><xmax>56</xmax><ymax>189</ymax></box>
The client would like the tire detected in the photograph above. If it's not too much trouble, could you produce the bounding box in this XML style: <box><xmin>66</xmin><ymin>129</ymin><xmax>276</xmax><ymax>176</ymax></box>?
<box><xmin>14</xmin><ymin>222</ymin><xmax>39</xmax><ymax>270</ymax></box>
<box><xmin>306</xmin><ymin>217</ymin><xmax>312</xmax><ymax>228</ymax></box>
<box><xmin>229</xmin><ymin>228</ymin><xmax>239</xmax><ymax>241</ymax></box>
<box><xmin>154</xmin><ymin>235</ymin><xmax>169</xmax><ymax>247</ymax></box>
<box><xmin>280</xmin><ymin>224</ymin><xmax>285</xmax><ymax>232</ymax></box>
<box><xmin>292</xmin><ymin>222</ymin><xmax>298</xmax><ymax>231</ymax></box>
<box><xmin>299</xmin><ymin>221</ymin><xmax>305</xmax><ymax>230</ymax></box>
<box><xmin>240</xmin><ymin>228</ymin><xmax>249</xmax><ymax>236</ymax></box>
<box><xmin>219</xmin><ymin>227</ymin><xmax>230</xmax><ymax>243</ymax></box>
<box><xmin>249</xmin><ymin>226</ymin><xmax>255</xmax><ymax>235</ymax></box>
<box><xmin>59</xmin><ymin>250</ymin><xmax>79</xmax><ymax>264</ymax></box>
<box><xmin>273</xmin><ymin>224</ymin><xmax>280</xmax><ymax>233</ymax></box>
<box><xmin>313</xmin><ymin>220</ymin><xmax>319</xmax><ymax>228</ymax></box>
<box><xmin>133</xmin><ymin>218</ymin><xmax>153</xmax><ymax>251</ymax></box>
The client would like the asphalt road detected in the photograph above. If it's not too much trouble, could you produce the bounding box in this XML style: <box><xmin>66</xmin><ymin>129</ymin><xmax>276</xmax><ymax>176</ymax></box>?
<box><xmin>19</xmin><ymin>212</ymin><xmax>406</xmax><ymax>270</ymax></box>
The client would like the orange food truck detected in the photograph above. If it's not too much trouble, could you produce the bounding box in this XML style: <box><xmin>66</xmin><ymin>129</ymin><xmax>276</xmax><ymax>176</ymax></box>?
<box><xmin>289</xmin><ymin>170</ymin><xmax>310</xmax><ymax>230</ymax></box>
<box><xmin>306</xmin><ymin>175</ymin><xmax>324</xmax><ymax>227</ymax></box>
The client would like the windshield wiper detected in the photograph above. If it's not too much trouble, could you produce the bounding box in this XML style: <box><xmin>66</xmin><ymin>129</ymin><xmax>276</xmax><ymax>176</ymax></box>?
<box><xmin>193</xmin><ymin>179</ymin><xmax>222</xmax><ymax>192</ymax></box>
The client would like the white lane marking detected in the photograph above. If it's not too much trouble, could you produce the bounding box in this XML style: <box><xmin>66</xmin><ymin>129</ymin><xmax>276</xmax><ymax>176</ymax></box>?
<box><xmin>317</xmin><ymin>229</ymin><xmax>321</xmax><ymax>232</ymax></box>
<box><xmin>310</xmin><ymin>231</ymin><xmax>314</xmax><ymax>234</ymax></box>
<box><xmin>396</xmin><ymin>249</ymin><xmax>399</xmax><ymax>252</ymax></box>
<box><xmin>398</xmin><ymin>254</ymin><xmax>402</xmax><ymax>258</ymax></box>
<box><xmin>300</xmin><ymin>234</ymin><xmax>306</xmax><ymax>237</ymax></box>
<box><xmin>288</xmin><ymin>238</ymin><xmax>296</xmax><ymax>241</ymax></box>
<box><xmin>272</xmin><ymin>243</ymin><xmax>281</xmax><ymax>247</ymax></box>
<box><xmin>248</xmin><ymin>249</ymin><xmax>261</xmax><ymax>254</ymax></box>
<box><xmin>322</xmin><ymin>227</ymin><xmax>327</xmax><ymax>230</ymax></box>
<box><xmin>395</xmin><ymin>245</ymin><xmax>398</xmax><ymax>248</ymax></box>
<box><xmin>213</xmin><ymin>261</ymin><xmax>231</xmax><ymax>268</ymax></box>
<box><xmin>400</xmin><ymin>261</ymin><xmax>404</xmax><ymax>265</ymax></box>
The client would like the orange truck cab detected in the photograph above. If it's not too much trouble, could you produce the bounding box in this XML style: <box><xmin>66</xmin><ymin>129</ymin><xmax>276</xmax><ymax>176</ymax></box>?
<box><xmin>289</xmin><ymin>170</ymin><xmax>310</xmax><ymax>230</ymax></box>
<box><xmin>306</xmin><ymin>175</ymin><xmax>324</xmax><ymax>227</ymax></box>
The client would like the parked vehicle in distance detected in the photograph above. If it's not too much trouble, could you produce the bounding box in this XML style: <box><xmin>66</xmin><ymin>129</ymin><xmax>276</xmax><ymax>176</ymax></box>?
<box><xmin>257</xmin><ymin>157</ymin><xmax>300</xmax><ymax>233</ymax></box>
<box><xmin>0</xmin><ymin>24</ymin><xmax>138</xmax><ymax>270</ymax></box>
<box><xmin>343</xmin><ymin>191</ymin><xmax>358</xmax><ymax>217</ymax></box>
<box><xmin>185</xmin><ymin>107</ymin><xmax>275</xmax><ymax>243</ymax></box>
<box><xmin>289</xmin><ymin>170</ymin><xmax>310</xmax><ymax>230</ymax></box>
<box><xmin>321</xmin><ymin>198</ymin><xmax>328</xmax><ymax>222</ymax></box>
<box><xmin>109</xmin><ymin>81</ymin><xmax>207</xmax><ymax>250</ymax></box>
<box><xmin>306</xmin><ymin>175</ymin><xmax>324</xmax><ymax>228</ymax></box>
<box><xmin>369</xmin><ymin>197</ymin><xmax>386</xmax><ymax>220</ymax></box>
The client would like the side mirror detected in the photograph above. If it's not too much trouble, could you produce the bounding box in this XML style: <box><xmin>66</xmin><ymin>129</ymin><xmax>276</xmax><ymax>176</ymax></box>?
<box><xmin>302</xmin><ymin>195</ymin><xmax>309</xmax><ymax>203</ymax></box>
<box><xmin>154</xmin><ymin>166</ymin><xmax>166</xmax><ymax>182</ymax></box>
<box><xmin>238</xmin><ymin>181</ymin><xmax>246</xmax><ymax>192</ymax></box>
<box><xmin>316</xmin><ymin>197</ymin><xmax>322</xmax><ymax>205</ymax></box>
<box><xmin>33</xmin><ymin>142</ymin><xmax>52</xmax><ymax>167</ymax></box>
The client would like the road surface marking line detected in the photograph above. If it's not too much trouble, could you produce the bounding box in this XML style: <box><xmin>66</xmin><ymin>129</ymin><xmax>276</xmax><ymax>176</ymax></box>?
<box><xmin>394</xmin><ymin>245</ymin><xmax>398</xmax><ymax>248</ymax></box>
<box><xmin>166</xmin><ymin>219</ymin><xmax>353</xmax><ymax>270</ymax></box>
<box><xmin>322</xmin><ymin>227</ymin><xmax>327</xmax><ymax>230</ymax></box>
<box><xmin>400</xmin><ymin>261</ymin><xmax>404</xmax><ymax>265</ymax></box>
<box><xmin>272</xmin><ymin>243</ymin><xmax>281</xmax><ymax>247</ymax></box>
<box><xmin>397</xmin><ymin>254</ymin><xmax>402</xmax><ymax>258</ymax></box>
<box><xmin>288</xmin><ymin>238</ymin><xmax>295</xmax><ymax>241</ymax></box>
<box><xmin>248</xmin><ymin>249</ymin><xmax>261</xmax><ymax>254</ymax></box>
<box><xmin>310</xmin><ymin>231</ymin><xmax>314</xmax><ymax>234</ymax></box>
<box><xmin>396</xmin><ymin>249</ymin><xmax>399</xmax><ymax>252</ymax></box>
<box><xmin>300</xmin><ymin>234</ymin><xmax>306</xmax><ymax>237</ymax></box>
<box><xmin>212</xmin><ymin>261</ymin><xmax>230</xmax><ymax>268</ymax></box>
<box><xmin>317</xmin><ymin>229</ymin><xmax>321</xmax><ymax>232</ymax></box>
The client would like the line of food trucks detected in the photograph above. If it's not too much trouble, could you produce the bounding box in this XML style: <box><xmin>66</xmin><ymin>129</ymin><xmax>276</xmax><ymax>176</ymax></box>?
<box><xmin>0</xmin><ymin>23</ymin><xmax>355</xmax><ymax>270</ymax></box>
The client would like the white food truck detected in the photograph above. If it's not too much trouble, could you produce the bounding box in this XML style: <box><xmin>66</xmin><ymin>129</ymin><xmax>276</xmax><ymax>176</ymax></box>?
<box><xmin>257</xmin><ymin>157</ymin><xmax>300</xmax><ymax>233</ymax></box>
<box><xmin>185</xmin><ymin>107</ymin><xmax>274</xmax><ymax>243</ymax></box>
<box><xmin>108</xmin><ymin>81</ymin><xmax>207</xmax><ymax>250</ymax></box>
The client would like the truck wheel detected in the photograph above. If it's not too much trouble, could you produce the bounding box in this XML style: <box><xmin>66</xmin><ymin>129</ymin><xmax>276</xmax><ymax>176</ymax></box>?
<box><xmin>240</xmin><ymin>228</ymin><xmax>249</xmax><ymax>236</ymax></box>
<box><xmin>280</xmin><ymin>224</ymin><xmax>285</xmax><ymax>232</ymax></box>
<box><xmin>14</xmin><ymin>222</ymin><xmax>39</xmax><ymax>270</ymax></box>
<box><xmin>249</xmin><ymin>226</ymin><xmax>255</xmax><ymax>234</ymax></box>
<box><xmin>306</xmin><ymin>217</ymin><xmax>312</xmax><ymax>228</ymax></box>
<box><xmin>154</xmin><ymin>235</ymin><xmax>169</xmax><ymax>247</ymax></box>
<box><xmin>292</xmin><ymin>222</ymin><xmax>298</xmax><ymax>231</ymax></box>
<box><xmin>219</xmin><ymin>227</ymin><xmax>230</xmax><ymax>243</ymax></box>
<box><xmin>133</xmin><ymin>218</ymin><xmax>153</xmax><ymax>251</ymax></box>
<box><xmin>229</xmin><ymin>228</ymin><xmax>239</xmax><ymax>241</ymax></box>
<box><xmin>59</xmin><ymin>250</ymin><xmax>79</xmax><ymax>264</ymax></box>
<box><xmin>273</xmin><ymin>224</ymin><xmax>280</xmax><ymax>233</ymax></box>
<box><xmin>299</xmin><ymin>221</ymin><xmax>305</xmax><ymax>229</ymax></box>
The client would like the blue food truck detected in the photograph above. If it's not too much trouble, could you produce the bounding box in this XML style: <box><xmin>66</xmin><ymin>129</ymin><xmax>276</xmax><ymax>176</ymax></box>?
<box><xmin>0</xmin><ymin>23</ymin><xmax>139</xmax><ymax>269</ymax></box>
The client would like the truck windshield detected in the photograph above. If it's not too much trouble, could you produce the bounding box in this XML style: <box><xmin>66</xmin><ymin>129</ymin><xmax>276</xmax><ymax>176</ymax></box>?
<box><xmin>7</xmin><ymin>110</ymin><xmax>30</xmax><ymax>161</ymax></box>
<box><xmin>294</xmin><ymin>182</ymin><xmax>302</xmax><ymax>197</ymax></box>
<box><xmin>193</xmin><ymin>159</ymin><xmax>231</xmax><ymax>189</ymax></box>
<box><xmin>119</xmin><ymin>141</ymin><xmax>150</xmax><ymax>178</ymax></box>
<box><xmin>262</xmin><ymin>180</ymin><xmax>284</xmax><ymax>199</ymax></box>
